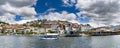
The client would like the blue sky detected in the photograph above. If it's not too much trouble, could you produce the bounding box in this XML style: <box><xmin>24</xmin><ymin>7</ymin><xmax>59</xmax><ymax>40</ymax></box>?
<box><xmin>15</xmin><ymin>0</ymin><xmax>89</xmax><ymax>23</ymax></box>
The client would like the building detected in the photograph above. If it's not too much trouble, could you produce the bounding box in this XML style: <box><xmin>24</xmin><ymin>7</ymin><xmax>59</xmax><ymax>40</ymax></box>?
<box><xmin>81</xmin><ymin>24</ymin><xmax>92</xmax><ymax>31</ymax></box>
<box><xmin>71</xmin><ymin>23</ymin><xmax>80</xmax><ymax>31</ymax></box>
<box><xmin>0</xmin><ymin>27</ymin><xmax>2</xmax><ymax>33</ymax></box>
<box><xmin>91</xmin><ymin>27</ymin><xmax>113</xmax><ymax>32</ymax></box>
<box><xmin>23</xmin><ymin>28</ymin><xmax>31</xmax><ymax>33</ymax></box>
<box><xmin>50</xmin><ymin>21</ymin><xmax>59</xmax><ymax>33</ymax></box>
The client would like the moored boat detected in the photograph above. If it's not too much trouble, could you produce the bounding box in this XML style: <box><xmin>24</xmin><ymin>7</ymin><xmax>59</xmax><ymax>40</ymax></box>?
<box><xmin>39</xmin><ymin>33</ymin><xmax>59</xmax><ymax>40</ymax></box>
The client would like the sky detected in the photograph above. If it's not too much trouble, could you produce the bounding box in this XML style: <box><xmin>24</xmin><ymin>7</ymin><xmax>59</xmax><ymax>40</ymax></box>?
<box><xmin>0</xmin><ymin>0</ymin><xmax>120</xmax><ymax>27</ymax></box>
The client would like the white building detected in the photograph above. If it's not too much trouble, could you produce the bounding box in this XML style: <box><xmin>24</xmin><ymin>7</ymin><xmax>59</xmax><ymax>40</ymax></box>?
<box><xmin>34</xmin><ymin>28</ymin><xmax>46</xmax><ymax>33</ymax></box>
<box><xmin>24</xmin><ymin>28</ymin><xmax>31</xmax><ymax>33</ymax></box>
<box><xmin>0</xmin><ymin>27</ymin><xmax>2</xmax><ymax>33</ymax></box>
<box><xmin>4</xmin><ymin>28</ymin><xmax>13</xmax><ymax>33</ymax></box>
<box><xmin>81</xmin><ymin>24</ymin><xmax>92</xmax><ymax>31</ymax></box>
<box><xmin>51</xmin><ymin>24</ymin><xmax>58</xmax><ymax>31</ymax></box>
<box><xmin>95</xmin><ymin>27</ymin><xmax>113</xmax><ymax>32</ymax></box>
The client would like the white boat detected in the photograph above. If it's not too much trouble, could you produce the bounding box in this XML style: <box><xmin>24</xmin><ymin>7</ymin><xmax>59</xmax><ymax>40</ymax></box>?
<box><xmin>39</xmin><ymin>33</ymin><xmax>59</xmax><ymax>40</ymax></box>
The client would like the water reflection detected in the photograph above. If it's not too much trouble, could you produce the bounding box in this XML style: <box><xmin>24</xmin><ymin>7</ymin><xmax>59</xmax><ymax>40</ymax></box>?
<box><xmin>90</xmin><ymin>35</ymin><xmax>120</xmax><ymax>48</ymax></box>
<box><xmin>0</xmin><ymin>35</ymin><xmax>120</xmax><ymax>48</ymax></box>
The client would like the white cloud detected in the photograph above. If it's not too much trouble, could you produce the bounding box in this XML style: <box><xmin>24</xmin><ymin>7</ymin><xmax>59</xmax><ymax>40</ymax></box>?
<box><xmin>75</xmin><ymin>0</ymin><xmax>120</xmax><ymax>27</ymax></box>
<box><xmin>33</xmin><ymin>0</ymin><xmax>120</xmax><ymax>27</ymax></box>
<box><xmin>0</xmin><ymin>13</ymin><xmax>15</xmax><ymax>23</ymax></box>
<box><xmin>62</xmin><ymin>0</ymin><xmax>77</xmax><ymax>7</ymax></box>
<box><xmin>0</xmin><ymin>0</ymin><xmax>36</xmax><ymax>7</ymax></box>
<box><xmin>0</xmin><ymin>0</ymin><xmax>37</xmax><ymax>24</ymax></box>
<box><xmin>40</xmin><ymin>11</ymin><xmax>80</xmax><ymax>24</ymax></box>
<box><xmin>15</xmin><ymin>19</ymin><xmax>38</xmax><ymax>24</ymax></box>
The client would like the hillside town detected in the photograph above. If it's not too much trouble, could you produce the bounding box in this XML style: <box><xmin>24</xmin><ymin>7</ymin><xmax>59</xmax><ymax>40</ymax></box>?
<box><xmin>0</xmin><ymin>19</ymin><xmax>120</xmax><ymax>36</ymax></box>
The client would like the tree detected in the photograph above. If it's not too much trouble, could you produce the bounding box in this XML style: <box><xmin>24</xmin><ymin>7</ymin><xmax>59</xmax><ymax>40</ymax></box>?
<box><xmin>48</xmin><ymin>30</ymin><xmax>51</xmax><ymax>33</ymax></box>
<box><xmin>23</xmin><ymin>24</ymin><xmax>27</xmax><ymax>26</ymax></box>
<box><xmin>26</xmin><ymin>30</ymin><xmax>34</xmax><ymax>34</ymax></box>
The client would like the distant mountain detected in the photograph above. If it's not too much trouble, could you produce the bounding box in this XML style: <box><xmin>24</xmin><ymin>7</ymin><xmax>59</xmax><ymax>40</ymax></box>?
<box><xmin>112</xmin><ymin>25</ymin><xmax>120</xmax><ymax>28</ymax></box>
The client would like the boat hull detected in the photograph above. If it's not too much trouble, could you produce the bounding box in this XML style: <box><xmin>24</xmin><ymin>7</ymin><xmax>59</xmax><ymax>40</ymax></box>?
<box><xmin>39</xmin><ymin>35</ymin><xmax>59</xmax><ymax>40</ymax></box>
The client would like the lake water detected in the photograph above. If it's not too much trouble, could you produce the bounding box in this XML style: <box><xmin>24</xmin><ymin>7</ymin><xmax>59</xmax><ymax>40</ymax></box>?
<box><xmin>0</xmin><ymin>35</ymin><xmax>120</xmax><ymax>48</ymax></box>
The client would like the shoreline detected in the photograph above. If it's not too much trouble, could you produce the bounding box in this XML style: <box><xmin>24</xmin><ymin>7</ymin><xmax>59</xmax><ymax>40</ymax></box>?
<box><xmin>0</xmin><ymin>33</ymin><xmax>120</xmax><ymax>37</ymax></box>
